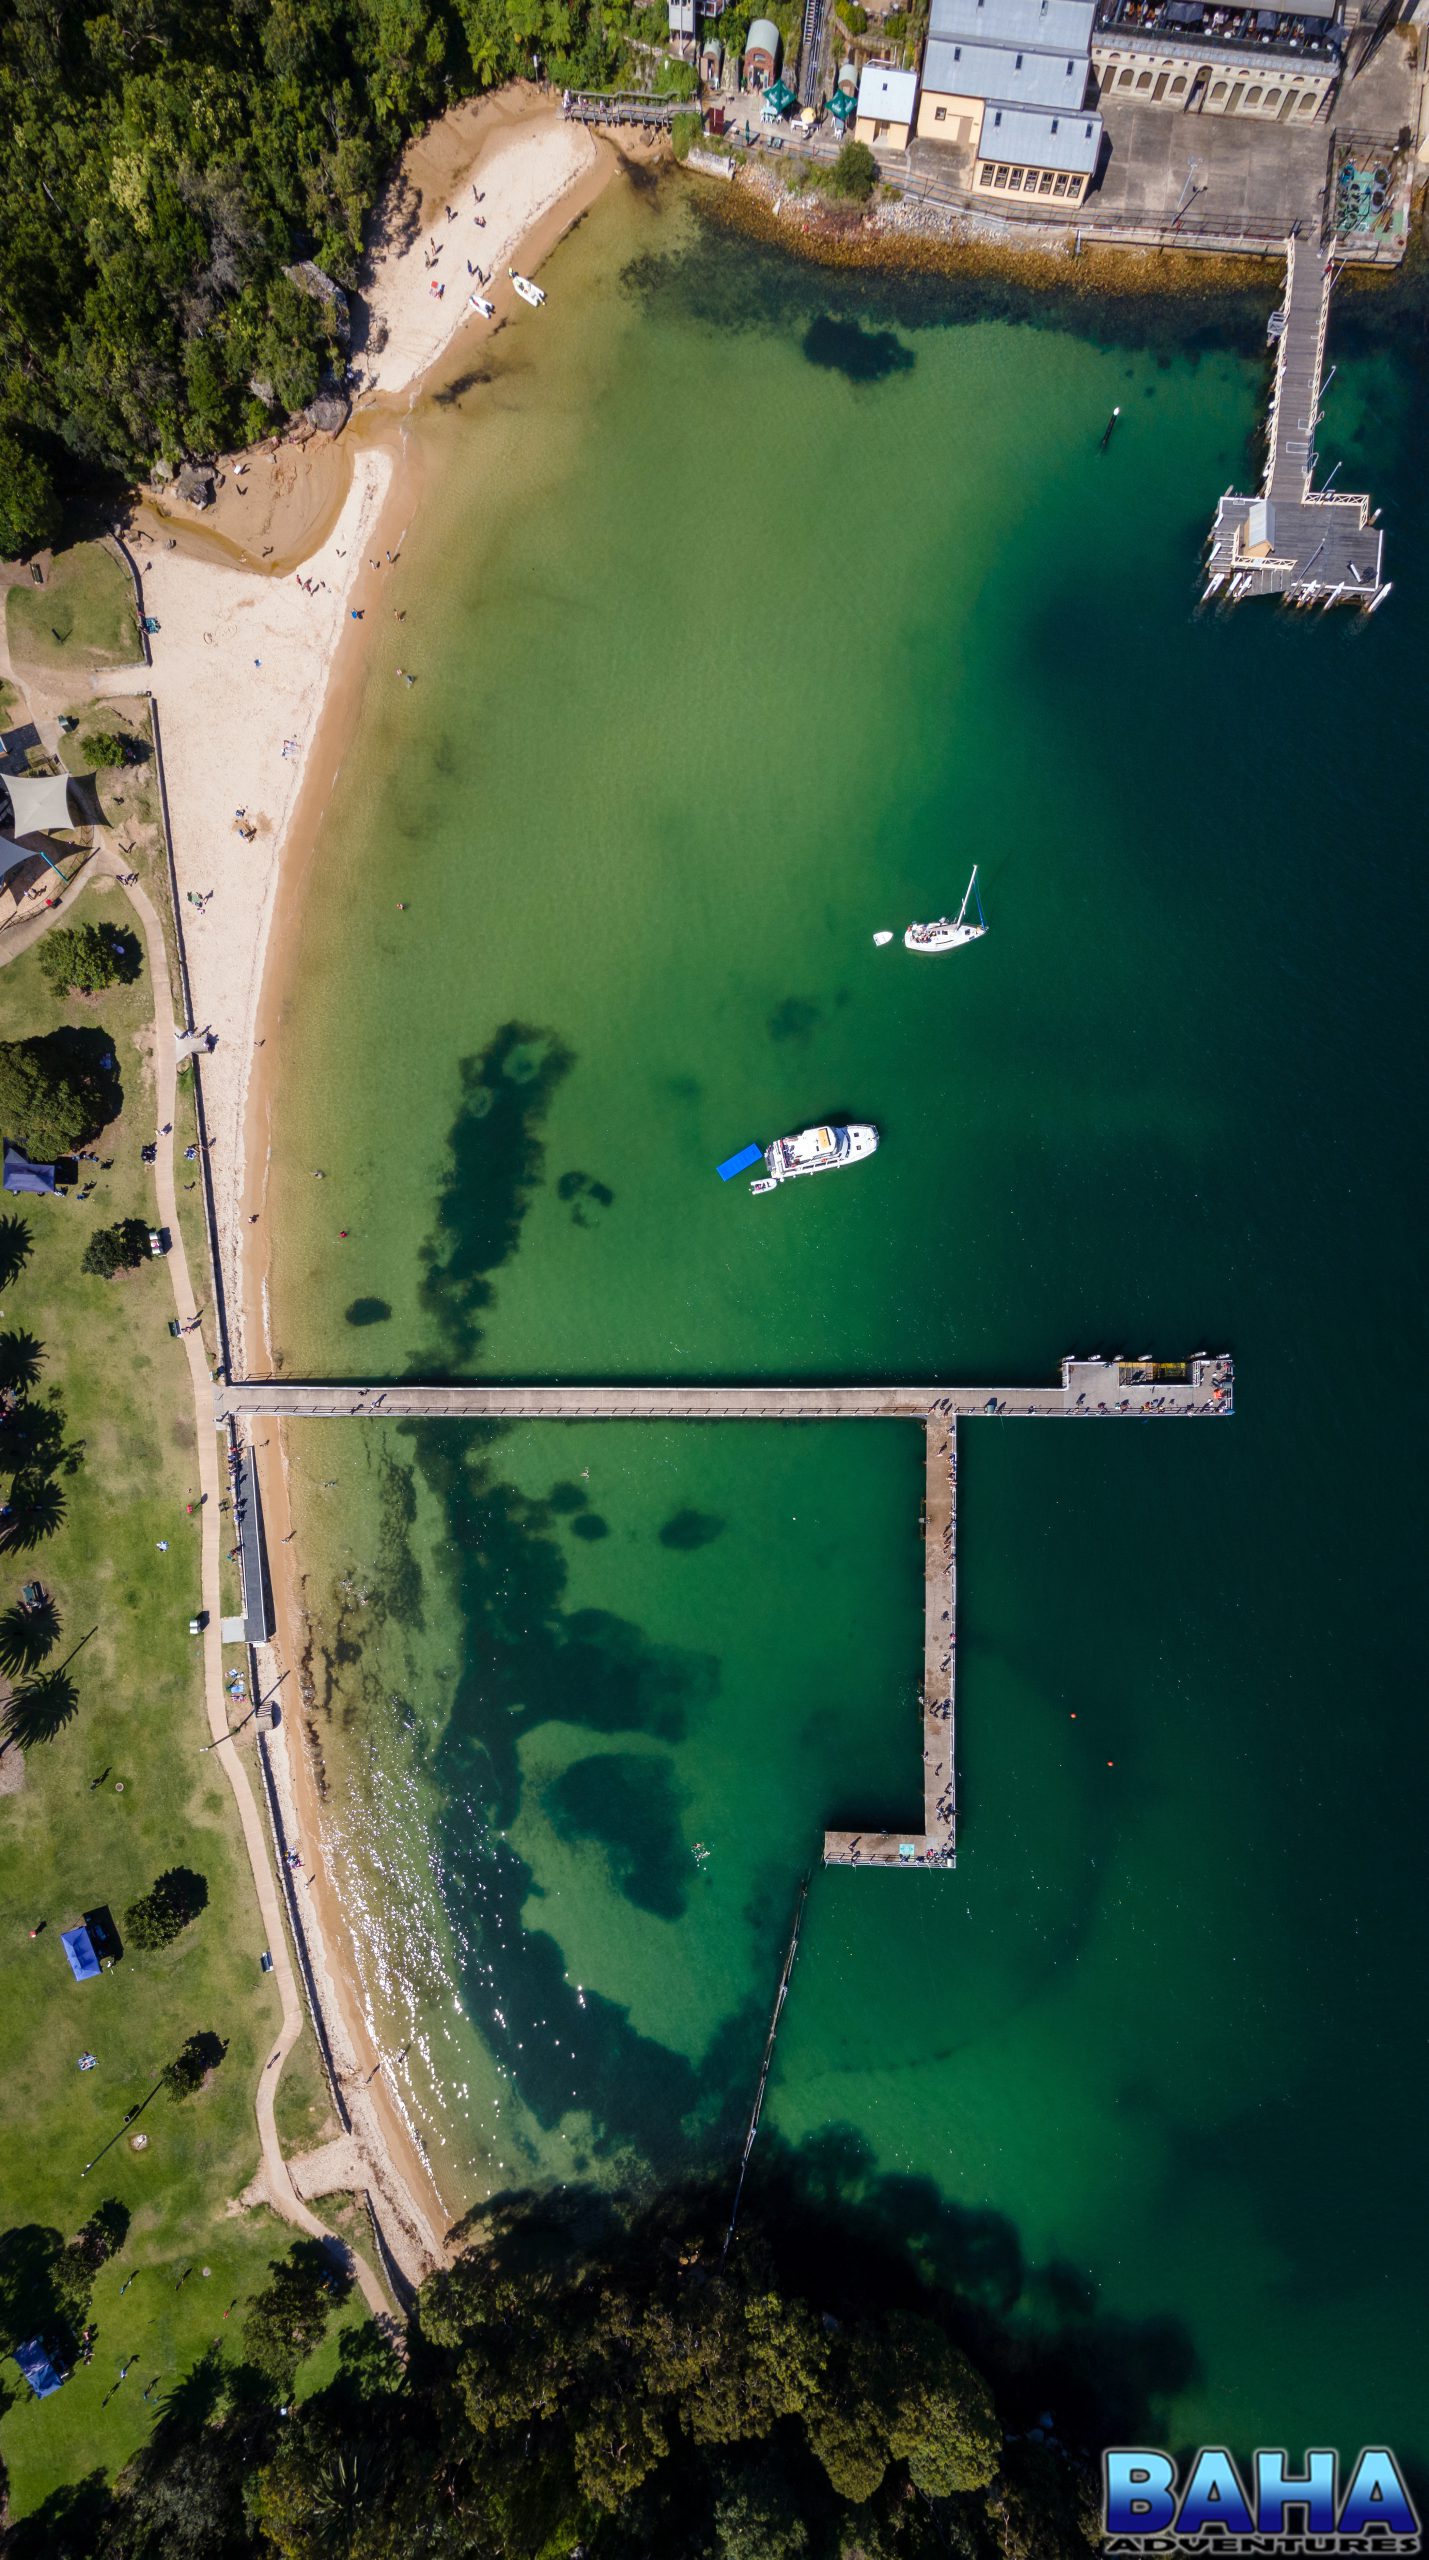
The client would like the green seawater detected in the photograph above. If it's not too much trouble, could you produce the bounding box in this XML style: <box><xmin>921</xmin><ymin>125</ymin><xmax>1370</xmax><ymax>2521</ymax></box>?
<box><xmin>269</xmin><ymin>180</ymin><xmax>1428</xmax><ymax>2468</ymax></box>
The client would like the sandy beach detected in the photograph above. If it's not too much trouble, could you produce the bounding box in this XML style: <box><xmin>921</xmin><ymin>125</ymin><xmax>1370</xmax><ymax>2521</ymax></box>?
<box><xmin>90</xmin><ymin>90</ymin><xmax>618</xmax><ymax>2281</ymax></box>
<box><xmin>97</xmin><ymin>93</ymin><xmax>604</xmax><ymax>1362</ymax></box>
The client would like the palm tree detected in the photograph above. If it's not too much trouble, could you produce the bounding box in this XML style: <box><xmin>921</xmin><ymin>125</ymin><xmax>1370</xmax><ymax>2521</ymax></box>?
<box><xmin>0</xmin><ymin>1667</ymin><xmax>78</xmax><ymax>1753</ymax></box>
<box><xmin>0</xmin><ymin>1594</ymin><xmax>58</xmax><ymax>1675</ymax></box>
<box><xmin>0</xmin><ymin>1329</ymin><xmax>43</xmax><ymax>1394</ymax></box>
<box><xmin>0</xmin><ymin>1475</ymin><xmax>66</xmax><ymax>1550</ymax></box>
<box><xmin>0</xmin><ymin>1216</ymin><xmax>32</xmax><ymax>1291</ymax></box>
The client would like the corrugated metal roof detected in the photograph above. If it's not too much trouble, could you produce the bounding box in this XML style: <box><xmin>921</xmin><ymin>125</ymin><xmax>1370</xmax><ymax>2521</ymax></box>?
<box><xmin>930</xmin><ymin>0</ymin><xmax>1095</xmax><ymax>51</ymax></box>
<box><xmin>923</xmin><ymin>33</ymin><xmax>1089</xmax><ymax>103</ymax></box>
<box><xmin>976</xmin><ymin>101</ymin><xmax>1103</xmax><ymax>166</ymax></box>
<box><xmin>857</xmin><ymin>61</ymin><xmax>920</xmax><ymax>116</ymax></box>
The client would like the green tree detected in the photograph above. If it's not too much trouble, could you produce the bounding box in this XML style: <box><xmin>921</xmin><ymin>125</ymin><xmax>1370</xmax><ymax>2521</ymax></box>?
<box><xmin>81</xmin><ymin>1218</ymin><xmax>151</xmax><ymax>1280</ymax></box>
<box><xmin>0</xmin><ymin>1034</ymin><xmax>115</xmax><ymax>1157</ymax></box>
<box><xmin>0</xmin><ymin>432</ymin><xmax>58</xmax><ymax>561</ymax></box>
<box><xmin>826</xmin><ymin>139</ymin><xmax>879</xmax><ymax>202</ymax></box>
<box><xmin>161</xmin><ymin>2030</ymin><xmax>225</xmax><ymax>2104</ymax></box>
<box><xmin>40</xmin><ymin>921</ymin><xmax>140</xmax><ymax>995</ymax></box>
<box><xmin>880</xmin><ymin>2312</ymin><xmax>1000</xmax><ymax>2497</ymax></box>
<box><xmin>124</xmin><ymin>1865</ymin><xmax>209</xmax><ymax>1950</ymax></box>
<box><xmin>77</xmin><ymin>730</ymin><xmax>127</xmax><ymax>769</ymax></box>
<box><xmin>244</xmin><ymin>2241</ymin><xmax>351</xmax><ymax>2391</ymax></box>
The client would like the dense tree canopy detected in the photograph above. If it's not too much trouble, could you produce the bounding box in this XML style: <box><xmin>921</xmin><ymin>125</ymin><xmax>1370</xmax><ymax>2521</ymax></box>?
<box><xmin>124</xmin><ymin>1864</ymin><xmax>210</xmax><ymax>1947</ymax></box>
<box><xmin>0</xmin><ymin>1029</ymin><xmax>117</xmax><ymax>1156</ymax></box>
<box><xmin>0</xmin><ymin>0</ymin><xmax>662</xmax><ymax>542</ymax></box>
<box><xmin>40</xmin><ymin>920</ymin><xmax>141</xmax><ymax>995</ymax></box>
<box><xmin>4</xmin><ymin>2183</ymin><xmax>1111</xmax><ymax>2560</ymax></box>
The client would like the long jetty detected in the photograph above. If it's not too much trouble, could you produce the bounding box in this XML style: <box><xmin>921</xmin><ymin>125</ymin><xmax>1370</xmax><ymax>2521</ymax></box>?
<box><xmin>1205</xmin><ymin>235</ymin><xmax>1387</xmax><ymax>613</ymax></box>
<box><xmin>221</xmin><ymin>1352</ymin><xmax>1233</xmax><ymax>1873</ymax></box>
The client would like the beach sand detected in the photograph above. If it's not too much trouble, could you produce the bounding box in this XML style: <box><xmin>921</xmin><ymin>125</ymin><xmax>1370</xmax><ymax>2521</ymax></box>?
<box><xmin>96</xmin><ymin>93</ymin><xmax>605</xmax><ymax>1362</ymax></box>
<box><xmin>94</xmin><ymin>92</ymin><xmax>620</xmax><ymax>2278</ymax></box>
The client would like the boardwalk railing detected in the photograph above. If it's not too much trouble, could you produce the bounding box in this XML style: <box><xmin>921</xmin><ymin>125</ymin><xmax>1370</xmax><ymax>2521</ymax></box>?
<box><xmin>562</xmin><ymin>88</ymin><xmax>691</xmax><ymax>126</ymax></box>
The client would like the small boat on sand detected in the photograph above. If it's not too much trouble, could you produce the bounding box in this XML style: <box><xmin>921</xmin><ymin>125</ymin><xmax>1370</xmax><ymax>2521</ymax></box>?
<box><xmin>511</xmin><ymin>271</ymin><xmax>546</xmax><ymax>307</ymax></box>
<box><xmin>905</xmin><ymin>865</ymin><xmax>987</xmax><ymax>955</ymax></box>
<box><xmin>468</xmin><ymin>293</ymin><xmax>494</xmax><ymax>317</ymax></box>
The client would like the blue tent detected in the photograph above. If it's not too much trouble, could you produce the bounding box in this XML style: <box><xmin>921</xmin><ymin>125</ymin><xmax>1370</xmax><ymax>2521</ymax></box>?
<box><xmin>3</xmin><ymin>1141</ymin><xmax>56</xmax><ymax>1196</ymax></box>
<box><xmin>61</xmin><ymin>1924</ymin><xmax>100</xmax><ymax>1982</ymax></box>
<box><xmin>14</xmin><ymin>2337</ymin><xmax>64</xmax><ymax>2397</ymax></box>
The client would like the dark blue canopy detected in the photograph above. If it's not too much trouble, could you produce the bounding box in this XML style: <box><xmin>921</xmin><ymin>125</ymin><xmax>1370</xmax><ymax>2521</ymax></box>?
<box><xmin>61</xmin><ymin>1924</ymin><xmax>100</xmax><ymax>1981</ymax></box>
<box><xmin>3</xmin><ymin>1142</ymin><xmax>56</xmax><ymax>1195</ymax></box>
<box><xmin>14</xmin><ymin>2337</ymin><xmax>64</xmax><ymax>2397</ymax></box>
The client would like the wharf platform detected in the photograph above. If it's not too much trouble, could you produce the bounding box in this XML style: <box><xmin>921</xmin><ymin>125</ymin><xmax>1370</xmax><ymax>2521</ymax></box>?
<box><xmin>215</xmin><ymin>1353</ymin><xmax>1232</xmax><ymax>1425</ymax></box>
<box><xmin>221</xmin><ymin>1352</ymin><xmax>1232</xmax><ymax>1875</ymax></box>
<box><xmin>1206</xmin><ymin>234</ymin><xmax>1387</xmax><ymax>612</ymax></box>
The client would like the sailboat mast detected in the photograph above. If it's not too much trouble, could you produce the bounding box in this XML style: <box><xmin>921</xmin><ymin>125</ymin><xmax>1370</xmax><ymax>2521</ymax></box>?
<box><xmin>955</xmin><ymin>865</ymin><xmax>977</xmax><ymax>929</ymax></box>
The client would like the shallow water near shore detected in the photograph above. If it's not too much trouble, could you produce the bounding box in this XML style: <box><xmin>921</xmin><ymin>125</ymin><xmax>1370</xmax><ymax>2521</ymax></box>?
<box><xmin>268</xmin><ymin>179</ymin><xmax>1428</xmax><ymax>2468</ymax></box>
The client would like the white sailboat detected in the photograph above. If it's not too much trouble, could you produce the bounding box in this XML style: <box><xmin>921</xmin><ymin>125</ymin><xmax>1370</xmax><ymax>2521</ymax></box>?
<box><xmin>904</xmin><ymin>866</ymin><xmax>987</xmax><ymax>955</ymax></box>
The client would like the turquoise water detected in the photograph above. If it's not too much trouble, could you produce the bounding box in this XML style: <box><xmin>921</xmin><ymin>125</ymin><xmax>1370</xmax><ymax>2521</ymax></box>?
<box><xmin>269</xmin><ymin>184</ymin><xmax>1428</xmax><ymax>2467</ymax></box>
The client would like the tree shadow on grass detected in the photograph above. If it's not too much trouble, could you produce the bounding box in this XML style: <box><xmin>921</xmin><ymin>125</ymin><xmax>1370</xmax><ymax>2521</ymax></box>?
<box><xmin>0</xmin><ymin>1473</ymin><xmax>68</xmax><ymax>1552</ymax></box>
<box><xmin>0</xmin><ymin>1591</ymin><xmax>58</xmax><ymax>1674</ymax></box>
<box><xmin>0</xmin><ymin>1327</ymin><xmax>43</xmax><ymax>1394</ymax></box>
<box><xmin>0</xmin><ymin>2472</ymin><xmax>114</xmax><ymax>2560</ymax></box>
<box><xmin>0</xmin><ymin>1215</ymin><xmax>32</xmax><ymax>1290</ymax></box>
<box><xmin>0</xmin><ymin>1665</ymin><xmax>78</xmax><ymax>1752</ymax></box>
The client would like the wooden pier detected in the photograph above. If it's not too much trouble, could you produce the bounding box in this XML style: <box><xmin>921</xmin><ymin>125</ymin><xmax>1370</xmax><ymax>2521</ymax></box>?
<box><xmin>221</xmin><ymin>1352</ymin><xmax>1233</xmax><ymax>1874</ymax></box>
<box><xmin>1205</xmin><ymin>235</ymin><xmax>1388</xmax><ymax>612</ymax></box>
<box><xmin>561</xmin><ymin>89</ymin><xmax>691</xmax><ymax>128</ymax></box>
<box><xmin>216</xmin><ymin>1354</ymin><xmax>1232</xmax><ymax>1426</ymax></box>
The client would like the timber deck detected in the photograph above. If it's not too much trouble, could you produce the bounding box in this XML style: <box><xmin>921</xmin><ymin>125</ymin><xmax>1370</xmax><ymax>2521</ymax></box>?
<box><xmin>1205</xmin><ymin>235</ymin><xmax>1387</xmax><ymax>611</ymax></box>
<box><xmin>221</xmin><ymin>1352</ymin><xmax>1233</xmax><ymax>1872</ymax></box>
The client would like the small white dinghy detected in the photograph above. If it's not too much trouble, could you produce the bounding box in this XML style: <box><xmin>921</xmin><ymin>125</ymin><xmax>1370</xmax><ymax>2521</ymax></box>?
<box><xmin>510</xmin><ymin>270</ymin><xmax>545</xmax><ymax>307</ymax></box>
<box><xmin>872</xmin><ymin>930</ymin><xmax>894</xmax><ymax>947</ymax></box>
<box><xmin>468</xmin><ymin>293</ymin><xmax>494</xmax><ymax>317</ymax></box>
<box><xmin>750</xmin><ymin>1178</ymin><xmax>778</xmax><ymax>1195</ymax></box>
<box><xmin>905</xmin><ymin>865</ymin><xmax>988</xmax><ymax>955</ymax></box>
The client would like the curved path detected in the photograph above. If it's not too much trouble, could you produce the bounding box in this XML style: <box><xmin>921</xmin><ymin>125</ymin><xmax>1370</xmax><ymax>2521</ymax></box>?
<box><xmin>0</xmin><ymin>850</ymin><xmax>392</xmax><ymax>2324</ymax></box>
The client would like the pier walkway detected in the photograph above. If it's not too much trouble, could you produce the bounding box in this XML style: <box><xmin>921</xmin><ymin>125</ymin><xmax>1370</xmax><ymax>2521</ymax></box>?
<box><xmin>561</xmin><ymin>89</ymin><xmax>691</xmax><ymax>128</ymax></box>
<box><xmin>220</xmin><ymin>1353</ymin><xmax>1232</xmax><ymax>1874</ymax></box>
<box><xmin>1205</xmin><ymin>235</ymin><xmax>1387</xmax><ymax>612</ymax></box>
<box><xmin>216</xmin><ymin>1353</ymin><xmax>1231</xmax><ymax>1426</ymax></box>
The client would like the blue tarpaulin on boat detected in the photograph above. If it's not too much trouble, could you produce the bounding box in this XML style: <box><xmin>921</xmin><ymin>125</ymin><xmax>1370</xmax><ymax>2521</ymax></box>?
<box><xmin>61</xmin><ymin>1925</ymin><xmax>100</xmax><ymax>1982</ymax></box>
<box><xmin>716</xmin><ymin>1142</ymin><xmax>763</xmax><ymax>1182</ymax></box>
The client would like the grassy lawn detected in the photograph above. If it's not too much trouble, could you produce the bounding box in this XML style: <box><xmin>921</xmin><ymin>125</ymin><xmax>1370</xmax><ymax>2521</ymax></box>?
<box><xmin>5</xmin><ymin>546</ymin><xmax>138</xmax><ymax>684</ymax></box>
<box><xmin>0</xmin><ymin>901</ymin><xmax>358</xmax><ymax>2517</ymax></box>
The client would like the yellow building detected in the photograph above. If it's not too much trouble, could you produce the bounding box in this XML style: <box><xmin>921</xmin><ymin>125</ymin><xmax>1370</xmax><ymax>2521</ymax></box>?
<box><xmin>1089</xmin><ymin>30</ymin><xmax>1334</xmax><ymax>118</ymax></box>
<box><xmin>854</xmin><ymin>62</ymin><xmax>920</xmax><ymax>146</ymax></box>
<box><xmin>916</xmin><ymin>0</ymin><xmax>1096</xmax><ymax>144</ymax></box>
<box><xmin>972</xmin><ymin>102</ymin><xmax>1103</xmax><ymax>197</ymax></box>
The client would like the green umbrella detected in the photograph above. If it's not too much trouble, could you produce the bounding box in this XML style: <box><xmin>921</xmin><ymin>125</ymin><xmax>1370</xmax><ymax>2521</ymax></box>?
<box><xmin>828</xmin><ymin>87</ymin><xmax>855</xmax><ymax>121</ymax></box>
<box><xmin>762</xmin><ymin>77</ymin><xmax>797</xmax><ymax>113</ymax></box>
